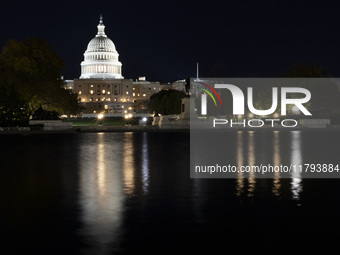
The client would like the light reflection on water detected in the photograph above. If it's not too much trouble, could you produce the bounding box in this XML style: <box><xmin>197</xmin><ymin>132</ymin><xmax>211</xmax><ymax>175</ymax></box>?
<box><xmin>78</xmin><ymin>132</ymin><xmax>151</xmax><ymax>253</ymax></box>
<box><xmin>79</xmin><ymin>133</ymin><xmax>124</xmax><ymax>253</ymax></box>
<box><xmin>77</xmin><ymin>131</ymin><xmax>307</xmax><ymax>252</ymax></box>
<box><xmin>141</xmin><ymin>132</ymin><xmax>149</xmax><ymax>193</ymax></box>
<box><xmin>1</xmin><ymin>131</ymin><xmax>339</xmax><ymax>253</ymax></box>
<box><xmin>291</xmin><ymin>131</ymin><xmax>302</xmax><ymax>200</ymax></box>
<box><xmin>235</xmin><ymin>130</ymin><xmax>302</xmax><ymax>200</ymax></box>
<box><xmin>123</xmin><ymin>133</ymin><xmax>135</xmax><ymax>195</ymax></box>
<box><xmin>272</xmin><ymin>131</ymin><xmax>281</xmax><ymax>196</ymax></box>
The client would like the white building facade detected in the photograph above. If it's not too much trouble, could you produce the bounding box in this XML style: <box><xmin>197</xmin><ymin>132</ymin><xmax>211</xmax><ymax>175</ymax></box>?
<box><xmin>67</xmin><ymin>15</ymin><xmax>170</xmax><ymax>114</ymax></box>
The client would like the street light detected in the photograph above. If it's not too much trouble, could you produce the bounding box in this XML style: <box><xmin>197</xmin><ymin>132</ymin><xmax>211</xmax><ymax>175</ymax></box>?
<box><xmin>97</xmin><ymin>113</ymin><xmax>104</xmax><ymax>126</ymax></box>
<box><xmin>291</xmin><ymin>105</ymin><xmax>299</xmax><ymax>114</ymax></box>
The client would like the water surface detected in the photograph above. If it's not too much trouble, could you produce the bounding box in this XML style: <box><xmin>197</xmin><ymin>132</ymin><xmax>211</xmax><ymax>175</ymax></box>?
<box><xmin>0</xmin><ymin>131</ymin><xmax>339</xmax><ymax>254</ymax></box>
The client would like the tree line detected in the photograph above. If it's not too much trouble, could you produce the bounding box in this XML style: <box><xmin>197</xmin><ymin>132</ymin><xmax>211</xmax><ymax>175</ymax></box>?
<box><xmin>0</xmin><ymin>38</ymin><xmax>79</xmax><ymax>127</ymax></box>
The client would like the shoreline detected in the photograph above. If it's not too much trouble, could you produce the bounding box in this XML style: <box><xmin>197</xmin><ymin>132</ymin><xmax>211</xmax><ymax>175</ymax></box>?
<box><xmin>1</xmin><ymin>125</ymin><xmax>340</xmax><ymax>135</ymax></box>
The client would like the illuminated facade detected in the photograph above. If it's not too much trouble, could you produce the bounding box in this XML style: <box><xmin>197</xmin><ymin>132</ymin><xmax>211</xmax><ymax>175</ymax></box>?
<box><xmin>67</xmin><ymin>15</ymin><xmax>171</xmax><ymax>114</ymax></box>
<box><xmin>80</xmin><ymin>14</ymin><xmax>123</xmax><ymax>79</ymax></box>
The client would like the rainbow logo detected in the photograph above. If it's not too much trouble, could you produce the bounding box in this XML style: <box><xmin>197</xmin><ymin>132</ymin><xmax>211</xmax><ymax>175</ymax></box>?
<box><xmin>198</xmin><ymin>82</ymin><xmax>222</xmax><ymax>106</ymax></box>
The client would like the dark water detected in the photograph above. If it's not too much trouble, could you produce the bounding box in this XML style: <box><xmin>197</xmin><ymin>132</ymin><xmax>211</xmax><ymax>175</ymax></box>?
<box><xmin>0</xmin><ymin>131</ymin><xmax>339</xmax><ymax>254</ymax></box>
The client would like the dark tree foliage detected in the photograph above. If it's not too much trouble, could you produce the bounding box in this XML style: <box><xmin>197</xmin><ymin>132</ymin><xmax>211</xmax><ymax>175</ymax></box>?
<box><xmin>150</xmin><ymin>89</ymin><xmax>186</xmax><ymax>115</ymax></box>
<box><xmin>32</xmin><ymin>105</ymin><xmax>59</xmax><ymax>120</ymax></box>
<box><xmin>0</xmin><ymin>85</ymin><xmax>29</xmax><ymax>126</ymax></box>
<box><xmin>280</xmin><ymin>62</ymin><xmax>330</xmax><ymax>78</ymax></box>
<box><xmin>0</xmin><ymin>38</ymin><xmax>80</xmax><ymax>126</ymax></box>
<box><xmin>279</xmin><ymin>62</ymin><xmax>340</xmax><ymax>121</ymax></box>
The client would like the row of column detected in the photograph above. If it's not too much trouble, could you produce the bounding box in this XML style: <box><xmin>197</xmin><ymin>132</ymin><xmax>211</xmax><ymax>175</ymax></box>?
<box><xmin>82</xmin><ymin>65</ymin><xmax>121</xmax><ymax>74</ymax></box>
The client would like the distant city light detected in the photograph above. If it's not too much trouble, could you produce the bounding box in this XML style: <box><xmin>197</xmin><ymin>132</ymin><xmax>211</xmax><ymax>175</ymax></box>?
<box><xmin>291</xmin><ymin>105</ymin><xmax>299</xmax><ymax>114</ymax></box>
<box><xmin>97</xmin><ymin>114</ymin><xmax>104</xmax><ymax>119</ymax></box>
<box><xmin>273</xmin><ymin>113</ymin><xmax>279</xmax><ymax>118</ymax></box>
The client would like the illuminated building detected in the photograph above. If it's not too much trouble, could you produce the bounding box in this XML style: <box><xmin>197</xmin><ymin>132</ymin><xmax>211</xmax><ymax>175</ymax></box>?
<box><xmin>67</xmin><ymin>15</ymin><xmax>169</xmax><ymax>114</ymax></box>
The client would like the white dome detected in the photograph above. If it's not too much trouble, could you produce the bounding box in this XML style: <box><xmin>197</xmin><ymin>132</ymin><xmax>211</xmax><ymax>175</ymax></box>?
<box><xmin>80</xmin><ymin>15</ymin><xmax>123</xmax><ymax>79</ymax></box>
<box><xmin>86</xmin><ymin>37</ymin><xmax>117</xmax><ymax>53</ymax></box>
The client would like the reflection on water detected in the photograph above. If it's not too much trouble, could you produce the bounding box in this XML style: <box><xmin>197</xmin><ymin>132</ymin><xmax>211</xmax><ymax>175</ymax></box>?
<box><xmin>291</xmin><ymin>131</ymin><xmax>302</xmax><ymax>200</ymax></box>
<box><xmin>79</xmin><ymin>133</ymin><xmax>124</xmax><ymax>253</ymax></box>
<box><xmin>236</xmin><ymin>131</ymin><xmax>244</xmax><ymax>196</ymax></box>
<box><xmin>141</xmin><ymin>132</ymin><xmax>149</xmax><ymax>193</ymax></box>
<box><xmin>123</xmin><ymin>133</ymin><xmax>135</xmax><ymax>195</ymax></box>
<box><xmin>78</xmin><ymin>132</ymin><xmax>151</xmax><ymax>253</ymax></box>
<box><xmin>235</xmin><ymin>130</ymin><xmax>303</xmax><ymax>200</ymax></box>
<box><xmin>247</xmin><ymin>131</ymin><xmax>256</xmax><ymax>196</ymax></box>
<box><xmin>273</xmin><ymin>131</ymin><xmax>281</xmax><ymax>196</ymax></box>
<box><xmin>1</xmin><ymin>131</ymin><xmax>339</xmax><ymax>254</ymax></box>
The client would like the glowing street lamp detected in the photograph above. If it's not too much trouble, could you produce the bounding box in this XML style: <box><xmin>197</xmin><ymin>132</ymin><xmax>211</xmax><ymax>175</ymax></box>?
<box><xmin>291</xmin><ymin>105</ymin><xmax>300</xmax><ymax>114</ymax></box>
<box><xmin>97</xmin><ymin>113</ymin><xmax>104</xmax><ymax>126</ymax></box>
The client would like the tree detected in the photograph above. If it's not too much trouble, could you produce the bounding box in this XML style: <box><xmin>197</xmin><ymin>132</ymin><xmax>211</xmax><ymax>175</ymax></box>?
<box><xmin>150</xmin><ymin>89</ymin><xmax>186</xmax><ymax>115</ymax></box>
<box><xmin>280</xmin><ymin>62</ymin><xmax>330</xmax><ymax>78</ymax></box>
<box><xmin>0</xmin><ymin>37</ymin><xmax>79</xmax><ymax>124</ymax></box>
<box><xmin>0</xmin><ymin>85</ymin><xmax>29</xmax><ymax>126</ymax></box>
<box><xmin>279</xmin><ymin>62</ymin><xmax>340</xmax><ymax>120</ymax></box>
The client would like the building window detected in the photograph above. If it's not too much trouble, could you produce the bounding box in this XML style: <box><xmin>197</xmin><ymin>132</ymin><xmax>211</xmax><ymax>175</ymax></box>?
<box><xmin>107</xmin><ymin>91</ymin><xmax>111</xmax><ymax>95</ymax></box>
<box><xmin>82</xmin><ymin>98</ymin><xmax>85</xmax><ymax>102</ymax></box>
<box><xmin>126</xmin><ymin>91</ymin><xmax>128</xmax><ymax>95</ymax></box>
<box><xmin>90</xmin><ymin>97</ymin><xmax>93</xmax><ymax>101</ymax></box>
<box><xmin>97</xmin><ymin>90</ymin><xmax>101</xmax><ymax>95</ymax></box>
<box><xmin>133</xmin><ymin>87</ymin><xmax>135</xmax><ymax>90</ymax></box>
<box><xmin>91</xmin><ymin>85</ymin><xmax>93</xmax><ymax>88</ymax></box>
<box><xmin>79</xmin><ymin>91</ymin><xmax>82</xmax><ymax>95</ymax></box>
<box><xmin>133</xmin><ymin>93</ymin><xmax>135</xmax><ymax>96</ymax></box>
<box><xmin>102</xmin><ymin>90</ymin><xmax>106</xmax><ymax>95</ymax></box>
<box><xmin>90</xmin><ymin>90</ymin><xmax>94</xmax><ymax>95</ymax></box>
<box><xmin>143</xmin><ymin>93</ymin><xmax>146</xmax><ymax>97</ymax></box>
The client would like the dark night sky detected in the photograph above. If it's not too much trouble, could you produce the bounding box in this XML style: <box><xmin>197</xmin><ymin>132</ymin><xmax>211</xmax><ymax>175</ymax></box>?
<box><xmin>1</xmin><ymin>0</ymin><xmax>340</xmax><ymax>82</ymax></box>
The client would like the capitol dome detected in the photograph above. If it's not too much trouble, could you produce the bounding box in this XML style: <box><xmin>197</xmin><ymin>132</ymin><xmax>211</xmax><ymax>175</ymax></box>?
<box><xmin>80</xmin><ymin>15</ymin><xmax>123</xmax><ymax>79</ymax></box>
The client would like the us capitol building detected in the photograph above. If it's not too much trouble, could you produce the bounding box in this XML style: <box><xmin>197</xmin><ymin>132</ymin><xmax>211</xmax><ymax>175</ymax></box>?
<box><xmin>65</xmin><ymin>15</ymin><xmax>181</xmax><ymax>115</ymax></box>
